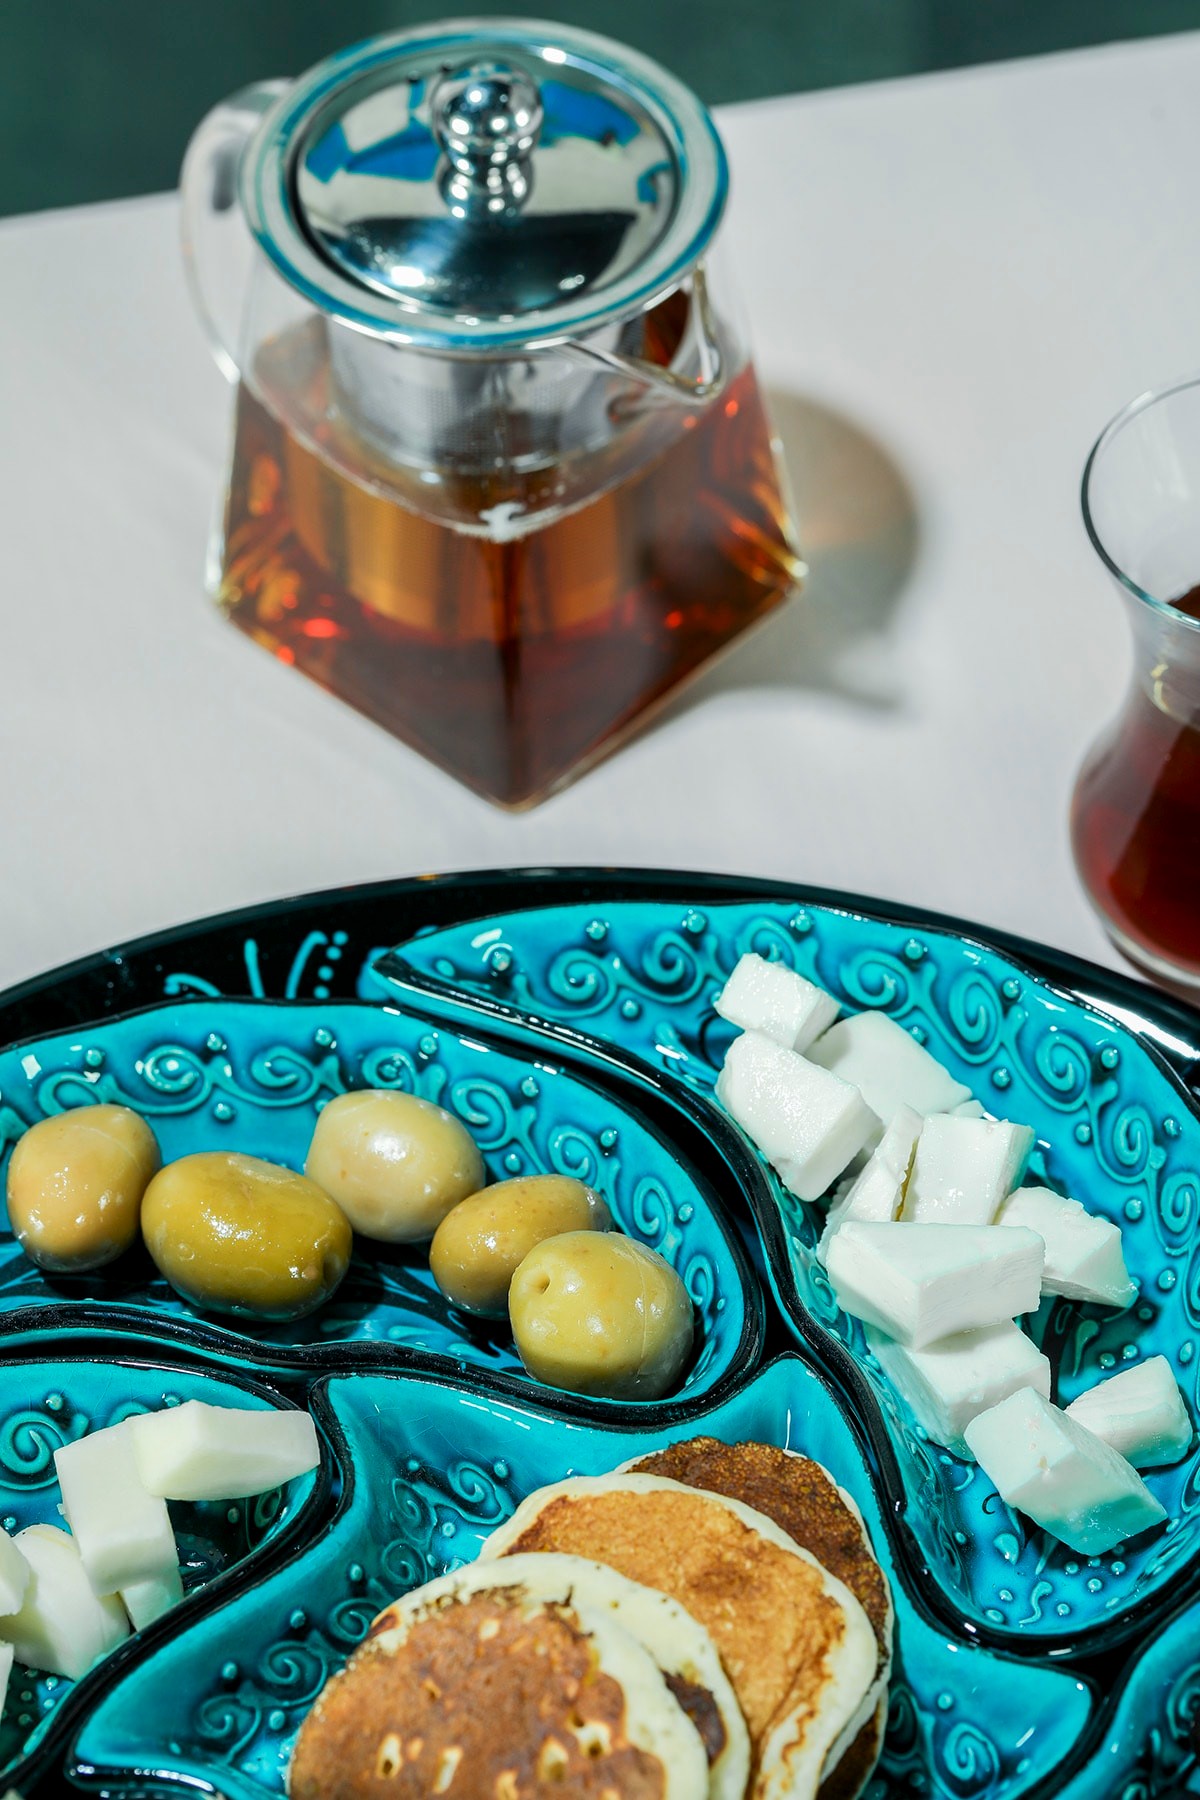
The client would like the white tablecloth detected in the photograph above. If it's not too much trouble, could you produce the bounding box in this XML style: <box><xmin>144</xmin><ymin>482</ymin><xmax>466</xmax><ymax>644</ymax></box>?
<box><xmin>4</xmin><ymin>33</ymin><xmax>1199</xmax><ymax>994</ymax></box>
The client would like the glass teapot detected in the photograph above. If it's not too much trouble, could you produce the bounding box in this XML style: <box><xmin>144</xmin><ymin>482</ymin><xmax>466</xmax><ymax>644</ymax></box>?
<box><xmin>182</xmin><ymin>18</ymin><xmax>801</xmax><ymax>807</ymax></box>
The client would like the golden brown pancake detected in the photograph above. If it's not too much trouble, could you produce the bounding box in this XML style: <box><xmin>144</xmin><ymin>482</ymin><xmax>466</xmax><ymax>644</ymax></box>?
<box><xmin>627</xmin><ymin>1440</ymin><xmax>890</xmax><ymax>1673</ymax></box>
<box><xmin>360</xmin><ymin>1551</ymin><xmax>748</xmax><ymax>1800</ymax></box>
<box><xmin>626</xmin><ymin>1440</ymin><xmax>892</xmax><ymax>1800</ymax></box>
<box><xmin>480</xmin><ymin>1473</ymin><xmax>877</xmax><ymax>1800</ymax></box>
<box><xmin>288</xmin><ymin>1579</ymin><xmax>707</xmax><ymax>1800</ymax></box>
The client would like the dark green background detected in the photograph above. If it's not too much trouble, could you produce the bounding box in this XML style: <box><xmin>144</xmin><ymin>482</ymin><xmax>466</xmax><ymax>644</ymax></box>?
<box><xmin>4</xmin><ymin>0</ymin><xmax>1200</xmax><ymax>216</ymax></box>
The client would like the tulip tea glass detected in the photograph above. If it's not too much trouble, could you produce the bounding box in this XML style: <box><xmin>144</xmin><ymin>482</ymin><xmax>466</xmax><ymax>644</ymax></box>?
<box><xmin>181</xmin><ymin>21</ymin><xmax>802</xmax><ymax>807</ymax></box>
<box><xmin>1071</xmin><ymin>376</ymin><xmax>1200</xmax><ymax>991</ymax></box>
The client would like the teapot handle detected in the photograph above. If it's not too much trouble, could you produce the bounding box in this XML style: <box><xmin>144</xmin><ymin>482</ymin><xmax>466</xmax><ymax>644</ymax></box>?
<box><xmin>560</xmin><ymin>263</ymin><xmax>726</xmax><ymax>405</ymax></box>
<box><xmin>180</xmin><ymin>80</ymin><xmax>288</xmax><ymax>383</ymax></box>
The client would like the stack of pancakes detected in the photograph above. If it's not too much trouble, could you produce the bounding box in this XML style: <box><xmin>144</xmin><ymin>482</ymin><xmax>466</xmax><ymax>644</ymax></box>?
<box><xmin>289</xmin><ymin>1438</ymin><xmax>891</xmax><ymax>1800</ymax></box>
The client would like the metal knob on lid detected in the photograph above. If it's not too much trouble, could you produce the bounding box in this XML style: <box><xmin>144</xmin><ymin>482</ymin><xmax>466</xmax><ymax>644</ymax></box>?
<box><xmin>432</xmin><ymin>61</ymin><xmax>544</xmax><ymax>216</ymax></box>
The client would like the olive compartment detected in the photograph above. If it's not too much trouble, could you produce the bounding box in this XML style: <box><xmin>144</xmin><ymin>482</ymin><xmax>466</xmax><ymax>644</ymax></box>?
<box><xmin>0</xmin><ymin>996</ymin><xmax>761</xmax><ymax>1407</ymax></box>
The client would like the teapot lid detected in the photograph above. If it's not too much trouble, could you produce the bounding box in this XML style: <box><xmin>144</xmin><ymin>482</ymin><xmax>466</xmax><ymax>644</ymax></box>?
<box><xmin>242</xmin><ymin>17</ymin><xmax>727</xmax><ymax>349</ymax></box>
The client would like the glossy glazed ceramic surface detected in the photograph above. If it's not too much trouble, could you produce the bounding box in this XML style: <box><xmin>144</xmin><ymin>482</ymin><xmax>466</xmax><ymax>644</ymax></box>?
<box><xmin>0</xmin><ymin>1348</ymin><xmax>322</xmax><ymax>1796</ymax></box>
<box><xmin>383</xmin><ymin>898</ymin><xmax>1200</xmax><ymax>1654</ymax></box>
<box><xmin>1</xmin><ymin>869</ymin><xmax>1197</xmax><ymax>1796</ymax></box>
<box><xmin>0</xmin><ymin>998</ymin><xmax>755</xmax><ymax>1404</ymax></box>
<box><xmin>70</xmin><ymin>1356</ymin><xmax>1094</xmax><ymax>1800</ymax></box>
<box><xmin>1058</xmin><ymin>1589</ymin><xmax>1200</xmax><ymax>1798</ymax></box>
<box><xmin>6</xmin><ymin>869</ymin><xmax>1199</xmax><ymax>1087</ymax></box>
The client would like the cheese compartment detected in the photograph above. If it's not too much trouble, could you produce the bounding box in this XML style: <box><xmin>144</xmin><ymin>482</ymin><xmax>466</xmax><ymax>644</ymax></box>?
<box><xmin>708</xmin><ymin>960</ymin><xmax>1170</xmax><ymax>1566</ymax></box>
<box><xmin>0</xmin><ymin>1347</ymin><xmax>324</xmax><ymax>1797</ymax></box>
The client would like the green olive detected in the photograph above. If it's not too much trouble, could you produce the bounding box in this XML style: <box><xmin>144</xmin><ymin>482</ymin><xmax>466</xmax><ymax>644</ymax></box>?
<box><xmin>141</xmin><ymin>1151</ymin><xmax>352</xmax><ymax>1321</ymax></box>
<box><xmin>305</xmin><ymin>1090</ymin><xmax>484</xmax><ymax>1244</ymax></box>
<box><xmin>509</xmin><ymin>1231</ymin><xmax>694</xmax><ymax>1400</ymax></box>
<box><xmin>430</xmin><ymin>1176</ymin><xmax>612</xmax><ymax>1316</ymax></box>
<box><xmin>6</xmin><ymin>1105</ymin><xmax>160</xmax><ymax>1273</ymax></box>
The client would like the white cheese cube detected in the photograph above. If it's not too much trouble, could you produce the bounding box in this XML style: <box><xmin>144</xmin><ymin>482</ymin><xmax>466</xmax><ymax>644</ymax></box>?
<box><xmin>952</xmin><ymin>1099</ymin><xmax>988</xmax><ymax>1118</ymax></box>
<box><xmin>715</xmin><ymin>1032</ymin><xmax>876</xmax><ymax>1203</ymax></box>
<box><xmin>903</xmin><ymin>1116</ymin><xmax>1035</xmax><ymax>1225</ymax></box>
<box><xmin>0</xmin><ymin>1526</ymin><xmax>128</xmax><ymax>1680</ymax></box>
<box><xmin>129</xmin><ymin>1401</ymin><xmax>320</xmax><ymax>1501</ymax></box>
<box><xmin>0</xmin><ymin>1528</ymin><xmax>30</xmax><ymax>1617</ymax></box>
<box><xmin>55</xmin><ymin>1423</ymin><xmax>178</xmax><ymax>1593</ymax></box>
<box><xmin>0</xmin><ymin>1641</ymin><xmax>11</xmax><ymax>1714</ymax></box>
<box><xmin>120</xmin><ymin>1565</ymin><xmax>185</xmax><ymax>1631</ymax></box>
<box><xmin>714</xmin><ymin>954</ymin><xmax>839</xmax><ymax>1053</ymax></box>
<box><xmin>1064</xmin><ymin>1357</ymin><xmax>1192</xmax><ymax>1469</ymax></box>
<box><xmin>964</xmin><ymin>1388</ymin><xmax>1167</xmax><ymax>1554</ymax></box>
<box><xmin>867</xmin><ymin>1321</ymin><xmax>1052</xmax><ymax>1457</ymax></box>
<box><xmin>808</xmin><ymin>1010</ymin><xmax>972</xmax><ymax>1125</ymax></box>
<box><xmin>997</xmin><ymin>1186</ymin><xmax>1135</xmax><ymax>1308</ymax></box>
<box><xmin>818</xmin><ymin>1105</ymin><xmax>922</xmax><ymax>1263</ymax></box>
<box><xmin>825</xmin><ymin>1221</ymin><xmax>1044</xmax><ymax>1348</ymax></box>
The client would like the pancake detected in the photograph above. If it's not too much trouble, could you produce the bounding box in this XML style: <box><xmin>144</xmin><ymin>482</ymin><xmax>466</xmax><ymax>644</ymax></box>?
<box><xmin>479</xmin><ymin>1473</ymin><xmax>877</xmax><ymax>1800</ymax></box>
<box><xmin>453</xmin><ymin>1553</ymin><xmax>751</xmax><ymax>1800</ymax></box>
<box><xmin>624</xmin><ymin>1440</ymin><xmax>893</xmax><ymax>1800</ymax></box>
<box><xmin>320</xmin><ymin>1553</ymin><xmax>749</xmax><ymax>1800</ymax></box>
<box><xmin>287</xmin><ymin>1559</ymin><xmax>709</xmax><ymax>1800</ymax></box>
<box><xmin>812</xmin><ymin>1701</ymin><xmax>887</xmax><ymax>1800</ymax></box>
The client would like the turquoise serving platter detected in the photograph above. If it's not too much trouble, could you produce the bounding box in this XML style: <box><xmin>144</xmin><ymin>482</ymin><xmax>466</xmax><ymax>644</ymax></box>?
<box><xmin>0</xmin><ymin>996</ymin><xmax>759</xmax><ymax>1411</ymax></box>
<box><xmin>378</xmin><ymin>896</ymin><xmax>1200</xmax><ymax>1662</ymax></box>
<box><xmin>0</xmin><ymin>868</ymin><xmax>1198</xmax><ymax>1796</ymax></box>
<box><xmin>0</xmin><ymin>1342</ymin><xmax>325</xmax><ymax>1797</ymax></box>
<box><xmin>67</xmin><ymin>1355</ymin><xmax>1096</xmax><ymax>1800</ymax></box>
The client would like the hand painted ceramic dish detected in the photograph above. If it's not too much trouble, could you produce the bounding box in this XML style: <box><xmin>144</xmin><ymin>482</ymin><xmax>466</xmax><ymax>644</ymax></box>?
<box><xmin>0</xmin><ymin>868</ymin><xmax>1197</xmax><ymax>1798</ymax></box>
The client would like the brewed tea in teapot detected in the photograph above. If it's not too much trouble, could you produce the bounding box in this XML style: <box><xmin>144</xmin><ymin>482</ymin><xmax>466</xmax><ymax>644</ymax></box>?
<box><xmin>183</xmin><ymin>21</ymin><xmax>800</xmax><ymax>806</ymax></box>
